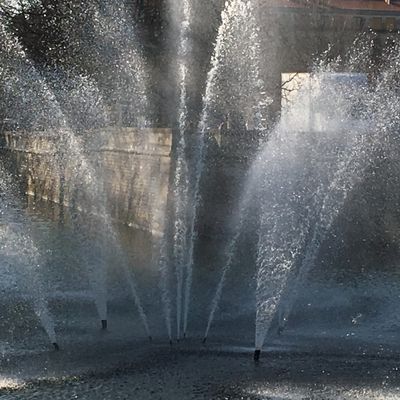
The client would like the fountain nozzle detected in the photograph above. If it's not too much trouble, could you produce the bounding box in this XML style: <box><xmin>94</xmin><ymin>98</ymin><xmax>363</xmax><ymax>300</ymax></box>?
<box><xmin>101</xmin><ymin>320</ymin><xmax>108</xmax><ymax>330</ymax></box>
<box><xmin>202</xmin><ymin>337</ymin><xmax>207</xmax><ymax>344</ymax></box>
<box><xmin>254</xmin><ymin>349</ymin><xmax>261</xmax><ymax>361</ymax></box>
<box><xmin>169</xmin><ymin>339</ymin><xmax>173</xmax><ymax>346</ymax></box>
<box><xmin>53</xmin><ymin>342</ymin><xmax>60</xmax><ymax>351</ymax></box>
<box><xmin>149</xmin><ymin>336</ymin><xmax>152</xmax><ymax>342</ymax></box>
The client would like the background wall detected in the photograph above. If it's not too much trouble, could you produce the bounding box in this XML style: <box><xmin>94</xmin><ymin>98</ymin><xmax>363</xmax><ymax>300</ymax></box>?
<box><xmin>1</xmin><ymin>129</ymin><xmax>172</xmax><ymax>235</ymax></box>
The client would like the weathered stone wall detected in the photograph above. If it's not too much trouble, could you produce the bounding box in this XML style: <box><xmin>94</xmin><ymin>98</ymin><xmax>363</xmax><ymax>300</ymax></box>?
<box><xmin>1</xmin><ymin>128</ymin><xmax>172</xmax><ymax>235</ymax></box>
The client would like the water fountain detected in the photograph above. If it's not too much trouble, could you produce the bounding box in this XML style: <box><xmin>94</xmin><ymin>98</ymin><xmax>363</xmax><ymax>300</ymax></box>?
<box><xmin>0</xmin><ymin>162</ymin><xmax>58</xmax><ymax>349</ymax></box>
<box><xmin>0</xmin><ymin>7</ymin><xmax>152</xmax><ymax>341</ymax></box>
<box><xmin>163</xmin><ymin>0</ymin><xmax>193</xmax><ymax>342</ymax></box>
<box><xmin>238</xmin><ymin>40</ymin><xmax>400</xmax><ymax>358</ymax></box>
<box><xmin>195</xmin><ymin>0</ymin><xmax>269</xmax><ymax>342</ymax></box>
<box><xmin>2</xmin><ymin>0</ymin><xmax>400</xmax><ymax>397</ymax></box>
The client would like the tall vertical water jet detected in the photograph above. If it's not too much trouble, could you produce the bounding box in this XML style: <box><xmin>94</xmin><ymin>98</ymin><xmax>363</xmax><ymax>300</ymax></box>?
<box><xmin>177</xmin><ymin>0</ymin><xmax>192</xmax><ymax>340</ymax></box>
<box><xmin>167</xmin><ymin>0</ymin><xmax>192</xmax><ymax>340</ymax></box>
<box><xmin>83</xmin><ymin>0</ymin><xmax>155</xmax><ymax>336</ymax></box>
<box><xmin>195</xmin><ymin>0</ymin><xmax>270</xmax><ymax>340</ymax></box>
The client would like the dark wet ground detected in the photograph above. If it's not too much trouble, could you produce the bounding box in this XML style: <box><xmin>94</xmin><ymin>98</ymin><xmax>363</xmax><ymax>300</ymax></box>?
<box><xmin>2</xmin><ymin>199</ymin><xmax>400</xmax><ymax>398</ymax></box>
<box><xmin>2</xmin><ymin>342</ymin><xmax>400</xmax><ymax>399</ymax></box>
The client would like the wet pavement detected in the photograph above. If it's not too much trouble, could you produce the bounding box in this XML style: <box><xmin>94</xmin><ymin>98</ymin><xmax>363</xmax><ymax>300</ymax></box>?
<box><xmin>2</xmin><ymin>343</ymin><xmax>400</xmax><ymax>399</ymax></box>
<box><xmin>2</xmin><ymin>200</ymin><xmax>400</xmax><ymax>398</ymax></box>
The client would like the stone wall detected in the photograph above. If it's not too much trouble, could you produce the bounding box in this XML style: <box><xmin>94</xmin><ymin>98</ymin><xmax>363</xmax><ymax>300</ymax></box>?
<box><xmin>1</xmin><ymin>128</ymin><xmax>172</xmax><ymax>235</ymax></box>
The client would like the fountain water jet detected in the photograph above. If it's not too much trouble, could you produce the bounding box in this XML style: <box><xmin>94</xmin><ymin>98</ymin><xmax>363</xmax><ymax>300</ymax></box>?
<box><xmin>197</xmin><ymin>0</ymin><xmax>270</xmax><ymax>341</ymax></box>
<box><xmin>0</xmin><ymin>163</ymin><xmax>58</xmax><ymax>349</ymax></box>
<box><xmin>252</xmin><ymin>67</ymin><xmax>390</xmax><ymax>354</ymax></box>
<box><xmin>0</xmin><ymin>21</ymin><xmax>152</xmax><ymax>337</ymax></box>
<box><xmin>167</xmin><ymin>0</ymin><xmax>193</xmax><ymax>340</ymax></box>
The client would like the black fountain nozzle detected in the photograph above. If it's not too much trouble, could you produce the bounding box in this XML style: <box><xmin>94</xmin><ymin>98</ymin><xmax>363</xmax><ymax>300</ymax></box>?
<box><xmin>101</xmin><ymin>319</ymin><xmax>107</xmax><ymax>330</ymax></box>
<box><xmin>183</xmin><ymin>332</ymin><xmax>186</xmax><ymax>339</ymax></box>
<box><xmin>53</xmin><ymin>342</ymin><xmax>60</xmax><ymax>351</ymax></box>
<box><xmin>202</xmin><ymin>337</ymin><xmax>207</xmax><ymax>344</ymax></box>
<box><xmin>148</xmin><ymin>336</ymin><xmax>152</xmax><ymax>342</ymax></box>
<box><xmin>254</xmin><ymin>349</ymin><xmax>261</xmax><ymax>362</ymax></box>
<box><xmin>169</xmin><ymin>339</ymin><xmax>173</xmax><ymax>346</ymax></box>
